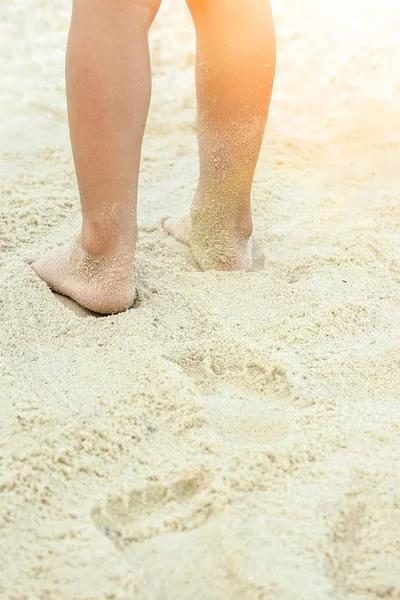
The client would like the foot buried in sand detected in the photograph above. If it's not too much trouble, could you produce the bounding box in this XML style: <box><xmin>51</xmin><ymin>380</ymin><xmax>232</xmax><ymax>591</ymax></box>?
<box><xmin>162</xmin><ymin>210</ymin><xmax>254</xmax><ymax>272</ymax></box>
<box><xmin>31</xmin><ymin>235</ymin><xmax>136</xmax><ymax>315</ymax></box>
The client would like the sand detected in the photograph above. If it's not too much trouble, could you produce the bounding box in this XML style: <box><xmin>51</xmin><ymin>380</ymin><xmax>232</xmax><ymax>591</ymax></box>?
<box><xmin>1</xmin><ymin>0</ymin><xmax>400</xmax><ymax>598</ymax></box>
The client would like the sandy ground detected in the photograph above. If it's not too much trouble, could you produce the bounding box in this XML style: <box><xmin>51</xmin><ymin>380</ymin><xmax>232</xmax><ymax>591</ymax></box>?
<box><xmin>1</xmin><ymin>0</ymin><xmax>400</xmax><ymax>598</ymax></box>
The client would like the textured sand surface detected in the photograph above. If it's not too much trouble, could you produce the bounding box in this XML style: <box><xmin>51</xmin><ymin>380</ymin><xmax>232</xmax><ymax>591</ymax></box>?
<box><xmin>1</xmin><ymin>1</ymin><xmax>400</xmax><ymax>599</ymax></box>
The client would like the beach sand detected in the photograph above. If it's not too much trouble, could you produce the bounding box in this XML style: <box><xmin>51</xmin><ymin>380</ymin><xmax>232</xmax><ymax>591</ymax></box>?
<box><xmin>1</xmin><ymin>0</ymin><xmax>400</xmax><ymax>598</ymax></box>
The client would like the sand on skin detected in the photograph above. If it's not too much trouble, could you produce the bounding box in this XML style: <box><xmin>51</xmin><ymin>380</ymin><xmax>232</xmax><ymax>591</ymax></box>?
<box><xmin>1</xmin><ymin>0</ymin><xmax>400</xmax><ymax>598</ymax></box>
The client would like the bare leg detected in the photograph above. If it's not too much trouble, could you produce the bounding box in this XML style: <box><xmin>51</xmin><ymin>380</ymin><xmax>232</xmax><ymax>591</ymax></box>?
<box><xmin>32</xmin><ymin>0</ymin><xmax>161</xmax><ymax>314</ymax></box>
<box><xmin>164</xmin><ymin>0</ymin><xmax>276</xmax><ymax>270</ymax></box>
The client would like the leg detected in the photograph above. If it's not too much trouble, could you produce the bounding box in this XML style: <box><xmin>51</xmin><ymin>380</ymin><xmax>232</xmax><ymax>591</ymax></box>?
<box><xmin>32</xmin><ymin>0</ymin><xmax>161</xmax><ymax>314</ymax></box>
<box><xmin>164</xmin><ymin>0</ymin><xmax>276</xmax><ymax>270</ymax></box>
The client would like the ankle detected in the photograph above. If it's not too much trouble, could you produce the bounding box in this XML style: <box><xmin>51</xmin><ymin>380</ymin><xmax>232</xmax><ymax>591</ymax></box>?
<box><xmin>80</xmin><ymin>226</ymin><xmax>137</xmax><ymax>257</ymax></box>
<box><xmin>191</xmin><ymin>200</ymin><xmax>253</xmax><ymax>240</ymax></box>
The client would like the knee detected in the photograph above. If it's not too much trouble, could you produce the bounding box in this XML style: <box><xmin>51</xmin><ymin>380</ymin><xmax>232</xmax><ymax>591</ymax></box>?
<box><xmin>73</xmin><ymin>0</ymin><xmax>162</xmax><ymax>25</ymax></box>
<box><xmin>185</xmin><ymin>0</ymin><xmax>205</xmax><ymax>16</ymax></box>
<box><xmin>131</xmin><ymin>0</ymin><xmax>162</xmax><ymax>25</ymax></box>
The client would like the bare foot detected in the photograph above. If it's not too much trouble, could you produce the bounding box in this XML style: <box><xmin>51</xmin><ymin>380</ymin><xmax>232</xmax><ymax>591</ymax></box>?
<box><xmin>162</xmin><ymin>210</ymin><xmax>253</xmax><ymax>271</ymax></box>
<box><xmin>31</xmin><ymin>235</ymin><xmax>136</xmax><ymax>314</ymax></box>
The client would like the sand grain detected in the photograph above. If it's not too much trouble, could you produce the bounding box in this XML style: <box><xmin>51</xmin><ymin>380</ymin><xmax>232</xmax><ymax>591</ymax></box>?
<box><xmin>1</xmin><ymin>0</ymin><xmax>400</xmax><ymax>599</ymax></box>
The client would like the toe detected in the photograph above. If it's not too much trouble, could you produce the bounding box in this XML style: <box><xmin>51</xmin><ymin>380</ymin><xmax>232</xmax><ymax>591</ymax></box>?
<box><xmin>162</xmin><ymin>215</ymin><xmax>191</xmax><ymax>244</ymax></box>
<box><xmin>31</xmin><ymin>258</ymin><xmax>50</xmax><ymax>284</ymax></box>
<box><xmin>162</xmin><ymin>216</ymin><xmax>176</xmax><ymax>235</ymax></box>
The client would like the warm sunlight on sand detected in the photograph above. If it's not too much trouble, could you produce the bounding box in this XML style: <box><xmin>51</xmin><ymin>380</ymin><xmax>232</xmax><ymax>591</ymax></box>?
<box><xmin>1</xmin><ymin>0</ymin><xmax>400</xmax><ymax>598</ymax></box>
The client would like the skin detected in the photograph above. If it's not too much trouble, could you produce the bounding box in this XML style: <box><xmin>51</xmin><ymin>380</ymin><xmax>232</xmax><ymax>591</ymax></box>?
<box><xmin>32</xmin><ymin>0</ymin><xmax>276</xmax><ymax>314</ymax></box>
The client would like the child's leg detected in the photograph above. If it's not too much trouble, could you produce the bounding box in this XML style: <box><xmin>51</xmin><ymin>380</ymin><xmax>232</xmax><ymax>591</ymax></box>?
<box><xmin>32</xmin><ymin>0</ymin><xmax>161</xmax><ymax>314</ymax></box>
<box><xmin>164</xmin><ymin>0</ymin><xmax>276</xmax><ymax>270</ymax></box>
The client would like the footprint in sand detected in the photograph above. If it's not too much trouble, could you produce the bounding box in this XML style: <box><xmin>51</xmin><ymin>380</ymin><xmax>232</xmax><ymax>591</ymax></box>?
<box><xmin>91</xmin><ymin>474</ymin><xmax>265</xmax><ymax>599</ymax></box>
<box><xmin>91</xmin><ymin>472</ymin><xmax>223</xmax><ymax>548</ymax></box>
<box><xmin>202</xmin><ymin>391</ymin><xmax>296</xmax><ymax>447</ymax></box>
<box><xmin>168</xmin><ymin>337</ymin><xmax>293</xmax><ymax>400</ymax></box>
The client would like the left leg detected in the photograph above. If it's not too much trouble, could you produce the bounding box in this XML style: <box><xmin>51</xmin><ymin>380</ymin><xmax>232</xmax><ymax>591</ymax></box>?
<box><xmin>32</xmin><ymin>0</ymin><xmax>161</xmax><ymax>314</ymax></box>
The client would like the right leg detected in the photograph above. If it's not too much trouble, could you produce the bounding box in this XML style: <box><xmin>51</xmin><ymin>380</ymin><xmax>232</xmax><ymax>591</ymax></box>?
<box><xmin>163</xmin><ymin>0</ymin><xmax>276</xmax><ymax>270</ymax></box>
